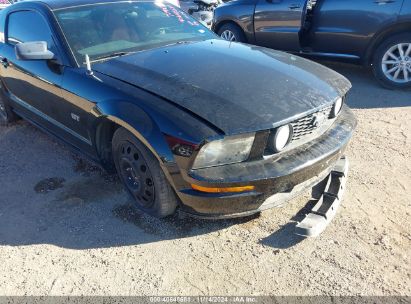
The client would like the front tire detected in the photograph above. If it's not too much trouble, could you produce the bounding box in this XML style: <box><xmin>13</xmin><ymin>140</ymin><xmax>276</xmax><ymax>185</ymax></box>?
<box><xmin>112</xmin><ymin>128</ymin><xmax>178</xmax><ymax>218</ymax></box>
<box><xmin>372</xmin><ymin>33</ymin><xmax>411</xmax><ymax>89</ymax></box>
<box><xmin>218</xmin><ymin>23</ymin><xmax>246</xmax><ymax>43</ymax></box>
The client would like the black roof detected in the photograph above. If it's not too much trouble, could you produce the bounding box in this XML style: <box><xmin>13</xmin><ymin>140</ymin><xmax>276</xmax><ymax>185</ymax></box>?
<box><xmin>22</xmin><ymin>0</ymin><xmax>147</xmax><ymax>10</ymax></box>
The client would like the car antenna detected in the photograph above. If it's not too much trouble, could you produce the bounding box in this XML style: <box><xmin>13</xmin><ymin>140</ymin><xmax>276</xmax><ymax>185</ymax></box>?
<box><xmin>85</xmin><ymin>54</ymin><xmax>93</xmax><ymax>76</ymax></box>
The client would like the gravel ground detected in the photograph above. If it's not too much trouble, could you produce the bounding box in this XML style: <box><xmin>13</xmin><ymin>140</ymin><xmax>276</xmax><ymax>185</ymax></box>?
<box><xmin>0</xmin><ymin>62</ymin><xmax>410</xmax><ymax>296</ymax></box>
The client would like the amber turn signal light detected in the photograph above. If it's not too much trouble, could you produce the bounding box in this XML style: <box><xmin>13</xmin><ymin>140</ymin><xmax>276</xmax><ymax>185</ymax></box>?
<box><xmin>191</xmin><ymin>184</ymin><xmax>255</xmax><ymax>193</ymax></box>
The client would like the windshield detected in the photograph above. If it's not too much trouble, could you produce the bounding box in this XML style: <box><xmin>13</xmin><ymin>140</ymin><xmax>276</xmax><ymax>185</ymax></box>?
<box><xmin>54</xmin><ymin>1</ymin><xmax>214</xmax><ymax>65</ymax></box>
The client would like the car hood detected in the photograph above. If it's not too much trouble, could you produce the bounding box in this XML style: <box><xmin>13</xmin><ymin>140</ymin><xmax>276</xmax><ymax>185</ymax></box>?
<box><xmin>93</xmin><ymin>39</ymin><xmax>351</xmax><ymax>135</ymax></box>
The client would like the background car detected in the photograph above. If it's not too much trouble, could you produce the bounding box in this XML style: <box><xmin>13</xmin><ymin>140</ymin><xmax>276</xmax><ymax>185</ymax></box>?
<box><xmin>212</xmin><ymin>0</ymin><xmax>411</xmax><ymax>89</ymax></box>
<box><xmin>180</xmin><ymin>0</ymin><xmax>221</xmax><ymax>27</ymax></box>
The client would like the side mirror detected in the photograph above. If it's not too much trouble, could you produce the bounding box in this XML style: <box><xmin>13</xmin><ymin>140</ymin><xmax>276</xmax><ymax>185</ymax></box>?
<box><xmin>15</xmin><ymin>41</ymin><xmax>55</xmax><ymax>61</ymax></box>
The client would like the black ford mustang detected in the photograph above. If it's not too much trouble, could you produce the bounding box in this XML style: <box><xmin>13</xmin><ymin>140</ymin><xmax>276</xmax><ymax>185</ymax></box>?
<box><xmin>0</xmin><ymin>0</ymin><xmax>356</xmax><ymax>236</ymax></box>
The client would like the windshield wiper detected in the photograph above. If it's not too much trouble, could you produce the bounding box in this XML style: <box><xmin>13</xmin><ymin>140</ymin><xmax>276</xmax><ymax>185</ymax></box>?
<box><xmin>91</xmin><ymin>51</ymin><xmax>135</xmax><ymax>62</ymax></box>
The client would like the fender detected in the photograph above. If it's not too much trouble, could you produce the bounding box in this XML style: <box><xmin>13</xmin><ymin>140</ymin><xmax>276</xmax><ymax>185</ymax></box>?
<box><xmin>92</xmin><ymin>97</ymin><xmax>222</xmax><ymax>193</ymax></box>
<box><xmin>92</xmin><ymin>99</ymin><xmax>188</xmax><ymax>193</ymax></box>
<box><xmin>93</xmin><ymin>99</ymin><xmax>176</xmax><ymax>165</ymax></box>
<box><xmin>62</xmin><ymin>68</ymin><xmax>214</xmax><ymax>165</ymax></box>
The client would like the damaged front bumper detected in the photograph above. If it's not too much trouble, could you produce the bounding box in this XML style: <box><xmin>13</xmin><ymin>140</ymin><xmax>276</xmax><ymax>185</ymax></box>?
<box><xmin>177</xmin><ymin>106</ymin><xmax>356</xmax><ymax>236</ymax></box>
<box><xmin>295</xmin><ymin>156</ymin><xmax>349</xmax><ymax>237</ymax></box>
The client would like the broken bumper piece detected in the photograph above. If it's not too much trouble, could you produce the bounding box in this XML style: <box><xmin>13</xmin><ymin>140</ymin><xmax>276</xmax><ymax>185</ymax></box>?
<box><xmin>295</xmin><ymin>156</ymin><xmax>349</xmax><ymax>238</ymax></box>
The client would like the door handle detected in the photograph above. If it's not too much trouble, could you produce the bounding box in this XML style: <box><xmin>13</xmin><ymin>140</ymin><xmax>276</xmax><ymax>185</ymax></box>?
<box><xmin>289</xmin><ymin>3</ymin><xmax>301</xmax><ymax>9</ymax></box>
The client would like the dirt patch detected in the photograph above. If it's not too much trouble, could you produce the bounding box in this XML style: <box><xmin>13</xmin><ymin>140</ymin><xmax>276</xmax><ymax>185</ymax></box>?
<box><xmin>73</xmin><ymin>155</ymin><xmax>102</xmax><ymax>175</ymax></box>
<box><xmin>72</xmin><ymin>154</ymin><xmax>118</xmax><ymax>183</ymax></box>
<box><xmin>34</xmin><ymin>177</ymin><xmax>66</xmax><ymax>194</ymax></box>
<box><xmin>54</xmin><ymin>177</ymin><xmax>124</xmax><ymax>205</ymax></box>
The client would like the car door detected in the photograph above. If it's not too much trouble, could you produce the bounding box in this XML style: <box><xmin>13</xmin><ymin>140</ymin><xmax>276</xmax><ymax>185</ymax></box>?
<box><xmin>308</xmin><ymin>0</ymin><xmax>404</xmax><ymax>59</ymax></box>
<box><xmin>254</xmin><ymin>0</ymin><xmax>307</xmax><ymax>51</ymax></box>
<box><xmin>0</xmin><ymin>8</ymin><xmax>96</xmax><ymax>152</ymax></box>
<box><xmin>0</xmin><ymin>9</ymin><xmax>67</xmax><ymax>134</ymax></box>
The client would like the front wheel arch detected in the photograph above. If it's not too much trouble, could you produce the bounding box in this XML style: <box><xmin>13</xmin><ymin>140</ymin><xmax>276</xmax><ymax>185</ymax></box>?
<box><xmin>365</xmin><ymin>22</ymin><xmax>411</xmax><ymax>65</ymax></box>
<box><xmin>94</xmin><ymin>114</ymin><xmax>176</xmax><ymax>165</ymax></box>
<box><xmin>93</xmin><ymin>100</ymin><xmax>177</xmax><ymax>166</ymax></box>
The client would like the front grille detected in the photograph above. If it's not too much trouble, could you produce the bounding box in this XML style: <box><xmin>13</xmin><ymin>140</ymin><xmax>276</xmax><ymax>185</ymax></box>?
<box><xmin>290</xmin><ymin>104</ymin><xmax>333</xmax><ymax>142</ymax></box>
<box><xmin>264</xmin><ymin>103</ymin><xmax>337</xmax><ymax>156</ymax></box>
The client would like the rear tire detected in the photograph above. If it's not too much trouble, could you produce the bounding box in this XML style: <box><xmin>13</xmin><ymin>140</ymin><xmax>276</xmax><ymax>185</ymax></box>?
<box><xmin>112</xmin><ymin>128</ymin><xmax>178</xmax><ymax>218</ymax></box>
<box><xmin>218</xmin><ymin>23</ymin><xmax>246</xmax><ymax>43</ymax></box>
<box><xmin>372</xmin><ymin>33</ymin><xmax>411</xmax><ymax>90</ymax></box>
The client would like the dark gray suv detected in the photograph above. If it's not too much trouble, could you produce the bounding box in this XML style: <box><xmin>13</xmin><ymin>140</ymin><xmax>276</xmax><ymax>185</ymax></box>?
<box><xmin>212</xmin><ymin>0</ymin><xmax>411</xmax><ymax>89</ymax></box>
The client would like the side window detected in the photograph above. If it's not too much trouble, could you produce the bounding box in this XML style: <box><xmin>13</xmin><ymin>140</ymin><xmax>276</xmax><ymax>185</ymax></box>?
<box><xmin>7</xmin><ymin>10</ymin><xmax>54</xmax><ymax>49</ymax></box>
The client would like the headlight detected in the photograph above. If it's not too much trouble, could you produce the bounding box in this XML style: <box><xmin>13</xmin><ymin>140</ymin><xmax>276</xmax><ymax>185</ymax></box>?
<box><xmin>270</xmin><ymin>124</ymin><xmax>293</xmax><ymax>153</ymax></box>
<box><xmin>192</xmin><ymin>133</ymin><xmax>255</xmax><ymax>169</ymax></box>
<box><xmin>332</xmin><ymin>97</ymin><xmax>343</xmax><ymax>118</ymax></box>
